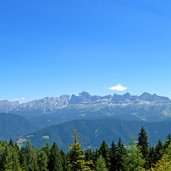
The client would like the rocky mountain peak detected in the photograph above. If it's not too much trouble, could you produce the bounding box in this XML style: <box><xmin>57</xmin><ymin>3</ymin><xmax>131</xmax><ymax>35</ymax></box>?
<box><xmin>0</xmin><ymin>92</ymin><xmax>170</xmax><ymax>114</ymax></box>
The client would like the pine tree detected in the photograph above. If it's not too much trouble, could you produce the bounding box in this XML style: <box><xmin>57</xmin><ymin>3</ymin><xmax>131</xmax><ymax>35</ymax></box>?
<box><xmin>37</xmin><ymin>150</ymin><xmax>48</xmax><ymax>171</ymax></box>
<box><xmin>68</xmin><ymin>130</ymin><xmax>93</xmax><ymax>171</ymax></box>
<box><xmin>85</xmin><ymin>149</ymin><xmax>95</xmax><ymax>170</ymax></box>
<box><xmin>164</xmin><ymin>134</ymin><xmax>171</xmax><ymax>150</ymax></box>
<box><xmin>146</xmin><ymin>141</ymin><xmax>164</xmax><ymax>169</ymax></box>
<box><xmin>61</xmin><ymin>150</ymin><xmax>70</xmax><ymax>171</ymax></box>
<box><xmin>137</xmin><ymin>127</ymin><xmax>149</xmax><ymax>160</ymax></box>
<box><xmin>92</xmin><ymin>149</ymin><xmax>99</xmax><ymax>164</ymax></box>
<box><xmin>150</xmin><ymin>142</ymin><xmax>171</xmax><ymax>170</ymax></box>
<box><xmin>124</xmin><ymin>144</ymin><xmax>145</xmax><ymax>171</ymax></box>
<box><xmin>149</xmin><ymin>154</ymin><xmax>171</xmax><ymax>171</ymax></box>
<box><xmin>146</xmin><ymin>147</ymin><xmax>156</xmax><ymax>168</ymax></box>
<box><xmin>4</xmin><ymin>145</ymin><xmax>21</xmax><ymax>171</ymax></box>
<box><xmin>95</xmin><ymin>155</ymin><xmax>108</xmax><ymax>171</ymax></box>
<box><xmin>109</xmin><ymin>140</ymin><xmax>117</xmax><ymax>171</ymax></box>
<box><xmin>154</xmin><ymin>140</ymin><xmax>164</xmax><ymax>162</ymax></box>
<box><xmin>85</xmin><ymin>149</ymin><xmax>93</xmax><ymax>162</ymax></box>
<box><xmin>48</xmin><ymin>143</ymin><xmax>63</xmax><ymax>171</ymax></box>
<box><xmin>0</xmin><ymin>142</ymin><xmax>8</xmax><ymax>171</ymax></box>
<box><xmin>42</xmin><ymin>144</ymin><xmax>51</xmax><ymax>158</ymax></box>
<box><xmin>9</xmin><ymin>139</ymin><xmax>14</xmax><ymax>147</ymax></box>
<box><xmin>115</xmin><ymin>138</ymin><xmax>126</xmax><ymax>171</ymax></box>
<box><xmin>99</xmin><ymin>140</ymin><xmax>110</xmax><ymax>169</ymax></box>
<box><xmin>19</xmin><ymin>143</ymin><xmax>39</xmax><ymax>171</ymax></box>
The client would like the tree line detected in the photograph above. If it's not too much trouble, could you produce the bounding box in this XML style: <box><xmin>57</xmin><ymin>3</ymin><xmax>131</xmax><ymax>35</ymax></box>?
<box><xmin>0</xmin><ymin>128</ymin><xmax>171</xmax><ymax>171</ymax></box>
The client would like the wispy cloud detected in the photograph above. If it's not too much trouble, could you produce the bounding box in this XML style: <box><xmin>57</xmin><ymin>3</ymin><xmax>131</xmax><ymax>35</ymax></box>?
<box><xmin>14</xmin><ymin>97</ymin><xmax>26</xmax><ymax>102</ymax></box>
<box><xmin>109</xmin><ymin>84</ymin><xmax>127</xmax><ymax>92</ymax></box>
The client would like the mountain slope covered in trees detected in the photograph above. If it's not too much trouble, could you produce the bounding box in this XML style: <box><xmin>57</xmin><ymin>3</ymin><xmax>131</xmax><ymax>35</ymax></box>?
<box><xmin>27</xmin><ymin>118</ymin><xmax>171</xmax><ymax>149</ymax></box>
<box><xmin>0</xmin><ymin>113</ymin><xmax>39</xmax><ymax>140</ymax></box>
<box><xmin>1</xmin><ymin>128</ymin><xmax>171</xmax><ymax>171</ymax></box>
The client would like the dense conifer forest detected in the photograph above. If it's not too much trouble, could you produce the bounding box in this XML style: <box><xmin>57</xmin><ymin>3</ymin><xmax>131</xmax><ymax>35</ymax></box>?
<box><xmin>1</xmin><ymin>128</ymin><xmax>171</xmax><ymax>171</ymax></box>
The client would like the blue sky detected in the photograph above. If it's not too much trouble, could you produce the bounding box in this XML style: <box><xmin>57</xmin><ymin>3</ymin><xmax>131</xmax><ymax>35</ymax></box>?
<box><xmin>0</xmin><ymin>0</ymin><xmax>171</xmax><ymax>101</ymax></box>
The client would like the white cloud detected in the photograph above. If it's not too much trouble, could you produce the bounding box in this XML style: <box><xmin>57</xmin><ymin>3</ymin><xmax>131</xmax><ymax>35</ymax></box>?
<box><xmin>109</xmin><ymin>84</ymin><xmax>127</xmax><ymax>92</ymax></box>
<box><xmin>169</xmin><ymin>91</ymin><xmax>171</xmax><ymax>94</ymax></box>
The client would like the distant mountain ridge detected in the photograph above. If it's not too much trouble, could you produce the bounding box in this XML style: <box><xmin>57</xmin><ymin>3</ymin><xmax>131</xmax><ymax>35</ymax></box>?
<box><xmin>0</xmin><ymin>100</ymin><xmax>20</xmax><ymax>113</ymax></box>
<box><xmin>0</xmin><ymin>92</ymin><xmax>170</xmax><ymax>114</ymax></box>
<box><xmin>27</xmin><ymin>118</ymin><xmax>171</xmax><ymax>149</ymax></box>
<box><xmin>0</xmin><ymin>113</ymin><xmax>39</xmax><ymax>140</ymax></box>
<box><xmin>0</xmin><ymin>92</ymin><xmax>171</xmax><ymax>146</ymax></box>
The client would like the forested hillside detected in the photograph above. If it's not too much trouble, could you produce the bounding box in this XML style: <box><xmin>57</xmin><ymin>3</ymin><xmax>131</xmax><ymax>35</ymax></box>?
<box><xmin>0</xmin><ymin>113</ymin><xmax>39</xmax><ymax>140</ymax></box>
<box><xmin>28</xmin><ymin>118</ymin><xmax>171</xmax><ymax>149</ymax></box>
<box><xmin>1</xmin><ymin>128</ymin><xmax>171</xmax><ymax>171</ymax></box>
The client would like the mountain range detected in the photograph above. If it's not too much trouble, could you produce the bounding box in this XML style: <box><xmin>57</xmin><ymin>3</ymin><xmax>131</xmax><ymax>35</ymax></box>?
<box><xmin>0</xmin><ymin>92</ymin><xmax>171</xmax><ymax>148</ymax></box>
<box><xmin>1</xmin><ymin>92</ymin><xmax>171</xmax><ymax>126</ymax></box>
<box><xmin>1</xmin><ymin>92</ymin><xmax>171</xmax><ymax>115</ymax></box>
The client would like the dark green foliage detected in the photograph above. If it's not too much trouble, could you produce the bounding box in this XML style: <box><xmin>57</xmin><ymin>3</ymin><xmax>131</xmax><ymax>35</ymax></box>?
<box><xmin>60</xmin><ymin>150</ymin><xmax>69</xmax><ymax>171</ymax></box>
<box><xmin>98</xmin><ymin>140</ymin><xmax>110</xmax><ymax>169</ymax></box>
<box><xmin>19</xmin><ymin>143</ymin><xmax>39</xmax><ymax>171</ymax></box>
<box><xmin>42</xmin><ymin>144</ymin><xmax>51</xmax><ymax>159</ymax></box>
<box><xmin>48</xmin><ymin>143</ymin><xmax>63</xmax><ymax>171</ymax></box>
<box><xmin>138</xmin><ymin>127</ymin><xmax>149</xmax><ymax>160</ymax></box>
<box><xmin>164</xmin><ymin>134</ymin><xmax>171</xmax><ymax>149</ymax></box>
<box><xmin>0</xmin><ymin>141</ymin><xmax>8</xmax><ymax>171</ymax></box>
<box><xmin>37</xmin><ymin>150</ymin><xmax>48</xmax><ymax>171</ymax></box>
<box><xmin>115</xmin><ymin>138</ymin><xmax>127</xmax><ymax>171</ymax></box>
<box><xmin>110</xmin><ymin>141</ymin><xmax>117</xmax><ymax>171</ymax></box>
<box><xmin>147</xmin><ymin>147</ymin><xmax>156</xmax><ymax>168</ymax></box>
<box><xmin>154</xmin><ymin>140</ymin><xmax>164</xmax><ymax>161</ymax></box>
<box><xmin>9</xmin><ymin>139</ymin><xmax>14</xmax><ymax>147</ymax></box>
<box><xmin>0</xmin><ymin>127</ymin><xmax>170</xmax><ymax>171</ymax></box>
<box><xmin>85</xmin><ymin>149</ymin><xmax>94</xmax><ymax>162</ymax></box>
<box><xmin>4</xmin><ymin>145</ymin><xmax>21</xmax><ymax>171</ymax></box>
<box><xmin>95</xmin><ymin>155</ymin><xmax>108</xmax><ymax>171</ymax></box>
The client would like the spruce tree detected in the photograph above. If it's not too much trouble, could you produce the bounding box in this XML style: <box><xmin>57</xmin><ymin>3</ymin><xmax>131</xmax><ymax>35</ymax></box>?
<box><xmin>68</xmin><ymin>130</ymin><xmax>92</xmax><ymax>171</ymax></box>
<box><xmin>147</xmin><ymin>140</ymin><xmax>164</xmax><ymax>169</ymax></box>
<box><xmin>42</xmin><ymin>144</ymin><xmax>51</xmax><ymax>158</ymax></box>
<box><xmin>37</xmin><ymin>150</ymin><xmax>48</xmax><ymax>171</ymax></box>
<box><xmin>137</xmin><ymin>127</ymin><xmax>149</xmax><ymax>160</ymax></box>
<box><xmin>92</xmin><ymin>149</ymin><xmax>99</xmax><ymax>164</ymax></box>
<box><xmin>115</xmin><ymin>138</ymin><xmax>126</xmax><ymax>171</ymax></box>
<box><xmin>61</xmin><ymin>150</ymin><xmax>70</xmax><ymax>171</ymax></box>
<box><xmin>85</xmin><ymin>149</ymin><xmax>93</xmax><ymax>162</ymax></box>
<box><xmin>19</xmin><ymin>143</ymin><xmax>39</xmax><ymax>171</ymax></box>
<box><xmin>147</xmin><ymin>147</ymin><xmax>156</xmax><ymax>168</ymax></box>
<box><xmin>109</xmin><ymin>140</ymin><xmax>117</xmax><ymax>171</ymax></box>
<box><xmin>164</xmin><ymin>134</ymin><xmax>171</xmax><ymax>150</ymax></box>
<box><xmin>124</xmin><ymin>144</ymin><xmax>145</xmax><ymax>171</ymax></box>
<box><xmin>85</xmin><ymin>149</ymin><xmax>95</xmax><ymax>170</ymax></box>
<box><xmin>95</xmin><ymin>155</ymin><xmax>108</xmax><ymax>171</ymax></box>
<box><xmin>0</xmin><ymin>141</ymin><xmax>7</xmax><ymax>171</ymax></box>
<box><xmin>4</xmin><ymin>145</ymin><xmax>21</xmax><ymax>171</ymax></box>
<box><xmin>9</xmin><ymin>139</ymin><xmax>14</xmax><ymax>147</ymax></box>
<box><xmin>99</xmin><ymin>140</ymin><xmax>110</xmax><ymax>169</ymax></box>
<box><xmin>154</xmin><ymin>140</ymin><xmax>164</xmax><ymax>162</ymax></box>
<box><xmin>48</xmin><ymin>143</ymin><xmax>63</xmax><ymax>171</ymax></box>
<box><xmin>150</xmin><ymin>154</ymin><xmax>171</xmax><ymax>171</ymax></box>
